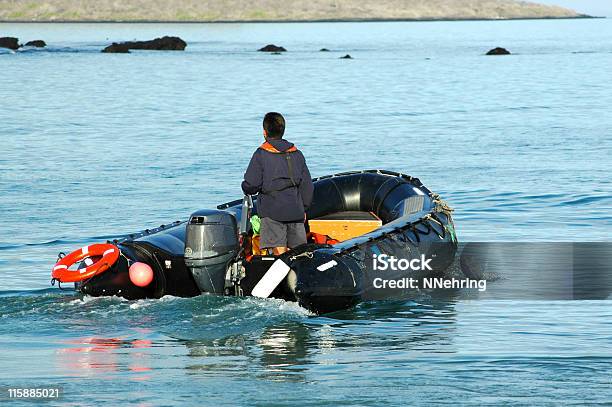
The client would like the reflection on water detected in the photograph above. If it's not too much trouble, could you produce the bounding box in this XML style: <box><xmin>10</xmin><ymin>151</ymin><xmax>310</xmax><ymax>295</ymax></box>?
<box><xmin>56</xmin><ymin>335</ymin><xmax>153</xmax><ymax>381</ymax></box>
<box><xmin>183</xmin><ymin>300</ymin><xmax>458</xmax><ymax>383</ymax></box>
<box><xmin>49</xmin><ymin>300</ymin><xmax>459</xmax><ymax>385</ymax></box>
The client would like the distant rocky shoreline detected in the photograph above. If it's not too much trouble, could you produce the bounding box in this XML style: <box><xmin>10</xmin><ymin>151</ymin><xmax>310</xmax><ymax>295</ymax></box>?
<box><xmin>0</xmin><ymin>0</ymin><xmax>592</xmax><ymax>23</ymax></box>
<box><xmin>0</xmin><ymin>16</ymin><xmax>597</xmax><ymax>24</ymax></box>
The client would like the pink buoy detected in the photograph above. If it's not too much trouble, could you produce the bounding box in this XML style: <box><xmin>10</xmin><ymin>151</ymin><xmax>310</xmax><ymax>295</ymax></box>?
<box><xmin>129</xmin><ymin>262</ymin><xmax>154</xmax><ymax>287</ymax></box>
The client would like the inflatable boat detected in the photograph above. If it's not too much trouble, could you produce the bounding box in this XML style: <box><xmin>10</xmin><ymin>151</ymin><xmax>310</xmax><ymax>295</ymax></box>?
<box><xmin>51</xmin><ymin>170</ymin><xmax>457</xmax><ymax>314</ymax></box>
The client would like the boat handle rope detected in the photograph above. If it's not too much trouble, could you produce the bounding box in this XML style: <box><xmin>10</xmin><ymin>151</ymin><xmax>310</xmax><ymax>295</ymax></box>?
<box><xmin>416</xmin><ymin>218</ymin><xmax>435</xmax><ymax>237</ymax></box>
<box><xmin>424</xmin><ymin>214</ymin><xmax>446</xmax><ymax>238</ymax></box>
<box><xmin>51</xmin><ymin>252</ymin><xmax>68</xmax><ymax>289</ymax></box>
<box><xmin>431</xmin><ymin>193</ymin><xmax>454</xmax><ymax>215</ymax></box>
<box><xmin>289</xmin><ymin>251</ymin><xmax>314</xmax><ymax>262</ymax></box>
<box><xmin>50</xmin><ymin>278</ymin><xmax>67</xmax><ymax>290</ymax></box>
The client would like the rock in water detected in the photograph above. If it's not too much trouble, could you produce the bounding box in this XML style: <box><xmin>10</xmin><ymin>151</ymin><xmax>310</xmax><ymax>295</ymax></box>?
<box><xmin>258</xmin><ymin>44</ymin><xmax>286</xmax><ymax>52</ymax></box>
<box><xmin>121</xmin><ymin>36</ymin><xmax>187</xmax><ymax>50</ymax></box>
<box><xmin>25</xmin><ymin>40</ymin><xmax>46</xmax><ymax>47</ymax></box>
<box><xmin>102</xmin><ymin>36</ymin><xmax>187</xmax><ymax>53</ymax></box>
<box><xmin>102</xmin><ymin>42</ymin><xmax>131</xmax><ymax>53</ymax></box>
<box><xmin>0</xmin><ymin>37</ymin><xmax>19</xmax><ymax>50</ymax></box>
<box><xmin>486</xmin><ymin>47</ymin><xmax>511</xmax><ymax>55</ymax></box>
<box><xmin>339</xmin><ymin>54</ymin><xmax>353</xmax><ymax>59</ymax></box>
<box><xmin>320</xmin><ymin>48</ymin><xmax>330</xmax><ymax>52</ymax></box>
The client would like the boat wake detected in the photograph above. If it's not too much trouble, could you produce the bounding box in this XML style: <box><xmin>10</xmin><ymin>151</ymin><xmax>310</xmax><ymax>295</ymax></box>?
<box><xmin>0</xmin><ymin>290</ymin><xmax>311</xmax><ymax>342</ymax></box>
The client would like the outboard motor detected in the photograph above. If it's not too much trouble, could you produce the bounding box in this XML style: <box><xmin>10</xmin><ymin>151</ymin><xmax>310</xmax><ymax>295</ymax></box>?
<box><xmin>184</xmin><ymin>209</ymin><xmax>239</xmax><ymax>294</ymax></box>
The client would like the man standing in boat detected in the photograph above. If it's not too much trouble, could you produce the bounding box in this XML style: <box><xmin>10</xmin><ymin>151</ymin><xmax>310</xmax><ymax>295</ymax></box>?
<box><xmin>242</xmin><ymin>112</ymin><xmax>314</xmax><ymax>255</ymax></box>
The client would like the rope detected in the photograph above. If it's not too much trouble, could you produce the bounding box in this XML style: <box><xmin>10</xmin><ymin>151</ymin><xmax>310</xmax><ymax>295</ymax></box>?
<box><xmin>431</xmin><ymin>193</ymin><xmax>454</xmax><ymax>216</ymax></box>
<box><xmin>422</xmin><ymin>214</ymin><xmax>446</xmax><ymax>238</ymax></box>
<box><xmin>289</xmin><ymin>251</ymin><xmax>314</xmax><ymax>262</ymax></box>
<box><xmin>51</xmin><ymin>278</ymin><xmax>71</xmax><ymax>291</ymax></box>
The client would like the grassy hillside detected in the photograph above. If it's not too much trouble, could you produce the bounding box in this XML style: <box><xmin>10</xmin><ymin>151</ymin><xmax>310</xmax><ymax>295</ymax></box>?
<box><xmin>0</xmin><ymin>0</ymin><xmax>585</xmax><ymax>22</ymax></box>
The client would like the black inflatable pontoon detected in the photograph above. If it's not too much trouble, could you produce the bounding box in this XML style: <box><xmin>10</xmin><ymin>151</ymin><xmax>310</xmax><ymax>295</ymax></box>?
<box><xmin>58</xmin><ymin>170</ymin><xmax>457</xmax><ymax>314</ymax></box>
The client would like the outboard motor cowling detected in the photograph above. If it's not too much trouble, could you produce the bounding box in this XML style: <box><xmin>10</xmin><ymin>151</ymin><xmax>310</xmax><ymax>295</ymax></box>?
<box><xmin>184</xmin><ymin>209</ymin><xmax>239</xmax><ymax>294</ymax></box>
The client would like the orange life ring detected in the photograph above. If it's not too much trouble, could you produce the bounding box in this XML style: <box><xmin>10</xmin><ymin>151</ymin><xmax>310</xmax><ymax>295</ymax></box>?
<box><xmin>52</xmin><ymin>243</ymin><xmax>120</xmax><ymax>283</ymax></box>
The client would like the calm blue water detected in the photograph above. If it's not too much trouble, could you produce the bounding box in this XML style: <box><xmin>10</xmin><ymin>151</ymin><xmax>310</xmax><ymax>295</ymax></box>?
<box><xmin>1</xmin><ymin>19</ymin><xmax>611</xmax><ymax>405</ymax></box>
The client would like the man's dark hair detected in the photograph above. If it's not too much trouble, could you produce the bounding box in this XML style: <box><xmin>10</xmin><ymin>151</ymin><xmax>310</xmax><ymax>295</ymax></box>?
<box><xmin>263</xmin><ymin>112</ymin><xmax>285</xmax><ymax>139</ymax></box>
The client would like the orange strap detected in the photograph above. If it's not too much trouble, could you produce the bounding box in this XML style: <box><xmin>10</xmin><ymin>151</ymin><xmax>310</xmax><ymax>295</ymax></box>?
<box><xmin>260</xmin><ymin>142</ymin><xmax>298</xmax><ymax>154</ymax></box>
<box><xmin>309</xmin><ymin>232</ymin><xmax>340</xmax><ymax>246</ymax></box>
